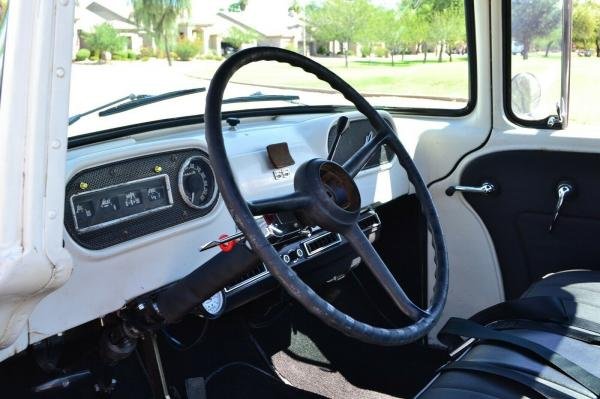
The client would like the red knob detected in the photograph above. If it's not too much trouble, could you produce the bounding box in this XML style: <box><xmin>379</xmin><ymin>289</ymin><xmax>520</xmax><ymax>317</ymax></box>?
<box><xmin>218</xmin><ymin>233</ymin><xmax>236</xmax><ymax>252</ymax></box>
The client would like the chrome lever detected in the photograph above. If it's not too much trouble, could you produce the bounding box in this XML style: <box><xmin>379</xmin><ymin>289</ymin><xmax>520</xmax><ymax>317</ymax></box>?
<box><xmin>446</xmin><ymin>182</ymin><xmax>496</xmax><ymax>197</ymax></box>
<box><xmin>200</xmin><ymin>231</ymin><xmax>245</xmax><ymax>251</ymax></box>
<box><xmin>549</xmin><ymin>183</ymin><xmax>573</xmax><ymax>232</ymax></box>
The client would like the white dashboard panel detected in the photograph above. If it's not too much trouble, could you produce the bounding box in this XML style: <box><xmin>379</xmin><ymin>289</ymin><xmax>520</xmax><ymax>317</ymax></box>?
<box><xmin>28</xmin><ymin>111</ymin><xmax>409</xmax><ymax>343</ymax></box>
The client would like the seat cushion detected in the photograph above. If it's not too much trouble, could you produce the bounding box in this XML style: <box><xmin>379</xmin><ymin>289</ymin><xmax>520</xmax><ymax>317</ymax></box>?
<box><xmin>417</xmin><ymin>270</ymin><xmax>600</xmax><ymax>399</ymax></box>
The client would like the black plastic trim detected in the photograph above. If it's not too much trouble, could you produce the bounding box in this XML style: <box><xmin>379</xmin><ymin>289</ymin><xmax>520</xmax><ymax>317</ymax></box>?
<box><xmin>68</xmin><ymin>105</ymin><xmax>356</xmax><ymax>149</ymax></box>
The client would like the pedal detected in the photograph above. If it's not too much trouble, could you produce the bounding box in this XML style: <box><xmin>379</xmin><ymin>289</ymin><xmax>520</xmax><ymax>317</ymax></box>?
<box><xmin>185</xmin><ymin>377</ymin><xmax>207</xmax><ymax>399</ymax></box>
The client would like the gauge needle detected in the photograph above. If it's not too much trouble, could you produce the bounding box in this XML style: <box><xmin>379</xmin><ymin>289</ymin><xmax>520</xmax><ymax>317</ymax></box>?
<box><xmin>191</xmin><ymin>192</ymin><xmax>195</xmax><ymax>203</ymax></box>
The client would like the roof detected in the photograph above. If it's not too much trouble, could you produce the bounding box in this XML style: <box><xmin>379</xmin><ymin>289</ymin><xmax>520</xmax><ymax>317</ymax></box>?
<box><xmin>75</xmin><ymin>1</ymin><xmax>138</xmax><ymax>31</ymax></box>
<box><xmin>186</xmin><ymin>0</ymin><xmax>300</xmax><ymax>38</ymax></box>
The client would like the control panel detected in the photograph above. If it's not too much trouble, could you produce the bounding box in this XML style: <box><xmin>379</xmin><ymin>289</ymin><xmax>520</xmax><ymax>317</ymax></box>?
<box><xmin>70</xmin><ymin>175</ymin><xmax>173</xmax><ymax>233</ymax></box>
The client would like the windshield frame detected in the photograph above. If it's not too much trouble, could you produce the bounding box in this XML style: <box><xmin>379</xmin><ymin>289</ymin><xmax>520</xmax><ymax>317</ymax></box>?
<box><xmin>68</xmin><ymin>0</ymin><xmax>477</xmax><ymax>146</ymax></box>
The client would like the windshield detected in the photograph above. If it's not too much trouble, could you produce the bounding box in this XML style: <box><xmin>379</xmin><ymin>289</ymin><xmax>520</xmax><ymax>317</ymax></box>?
<box><xmin>69</xmin><ymin>0</ymin><xmax>472</xmax><ymax>136</ymax></box>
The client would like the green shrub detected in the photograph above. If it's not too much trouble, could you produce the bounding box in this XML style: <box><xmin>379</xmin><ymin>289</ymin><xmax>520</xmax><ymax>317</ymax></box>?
<box><xmin>140</xmin><ymin>47</ymin><xmax>153</xmax><ymax>58</ymax></box>
<box><xmin>83</xmin><ymin>23</ymin><xmax>126</xmax><ymax>59</ymax></box>
<box><xmin>316</xmin><ymin>45</ymin><xmax>329</xmax><ymax>56</ymax></box>
<box><xmin>89</xmin><ymin>55</ymin><xmax>99</xmax><ymax>62</ymax></box>
<box><xmin>374</xmin><ymin>47</ymin><xmax>388</xmax><ymax>58</ymax></box>
<box><xmin>127</xmin><ymin>50</ymin><xmax>136</xmax><ymax>60</ymax></box>
<box><xmin>75</xmin><ymin>48</ymin><xmax>91</xmax><ymax>61</ymax></box>
<box><xmin>112</xmin><ymin>50</ymin><xmax>127</xmax><ymax>60</ymax></box>
<box><xmin>174</xmin><ymin>39</ymin><xmax>200</xmax><ymax>61</ymax></box>
<box><xmin>141</xmin><ymin>56</ymin><xmax>150</xmax><ymax>62</ymax></box>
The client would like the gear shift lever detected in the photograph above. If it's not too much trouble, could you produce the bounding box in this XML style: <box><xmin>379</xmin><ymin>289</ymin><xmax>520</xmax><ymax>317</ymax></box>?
<box><xmin>327</xmin><ymin>115</ymin><xmax>350</xmax><ymax>161</ymax></box>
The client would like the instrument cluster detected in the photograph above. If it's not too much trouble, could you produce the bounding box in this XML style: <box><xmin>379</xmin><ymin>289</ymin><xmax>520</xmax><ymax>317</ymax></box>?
<box><xmin>64</xmin><ymin>149</ymin><xmax>219</xmax><ymax>250</ymax></box>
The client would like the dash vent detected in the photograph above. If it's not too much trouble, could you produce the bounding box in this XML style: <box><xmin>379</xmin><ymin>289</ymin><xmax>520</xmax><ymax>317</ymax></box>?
<box><xmin>303</xmin><ymin>232</ymin><xmax>341</xmax><ymax>257</ymax></box>
<box><xmin>224</xmin><ymin>264</ymin><xmax>268</xmax><ymax>292</ymax></box>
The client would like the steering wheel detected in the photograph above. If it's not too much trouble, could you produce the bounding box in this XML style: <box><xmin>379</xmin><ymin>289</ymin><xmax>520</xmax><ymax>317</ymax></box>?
<box><xmin>204</xmin><ymin>47</ymin><xmax>448</xmax><ymax>345</ymax></box>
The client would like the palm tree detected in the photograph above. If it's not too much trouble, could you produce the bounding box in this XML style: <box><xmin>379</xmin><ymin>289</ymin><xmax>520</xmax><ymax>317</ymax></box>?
<box><xmin>132</xmin><ymin>0</ymin><xmax>191</xmax><ymax>66</ymax></box>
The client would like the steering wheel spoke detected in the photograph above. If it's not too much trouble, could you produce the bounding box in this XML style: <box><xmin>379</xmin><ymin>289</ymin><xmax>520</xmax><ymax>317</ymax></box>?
<box><xmin>343</xmin><ymin>130</ymin><xmax>390</xmax><ymax>178</ymax></box>
<box><xmin>248</xmin><ymin>191</ymin><xmax>312</xmax><ymax>216</ymax></box>
<box><xmin>344</xmin><ymin>223</ymin><xmax>428</xmax><ymax>321</ymax></box>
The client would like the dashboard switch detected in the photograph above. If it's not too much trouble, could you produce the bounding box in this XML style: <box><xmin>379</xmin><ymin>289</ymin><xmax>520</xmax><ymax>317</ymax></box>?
<box><xmin>282</xmin><ymin>254</ymin><xmax>291</xmax><ymax>263</ymax></box>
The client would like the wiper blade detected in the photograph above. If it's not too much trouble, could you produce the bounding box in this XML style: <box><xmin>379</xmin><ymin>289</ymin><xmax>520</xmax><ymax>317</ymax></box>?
<box><xmin>99</xmin><ymin>87</ymin><xmax>206</xmax><ymax>118</ymax></box>
<box><xmin>222</xmin><ymin>93</ymin><xmax>300</xmax><ymax>105</ymax></box>
<box><xmin>68</xmin><ymin>93</ymin><xmax>148</xmax><ymax>126</ymax></box>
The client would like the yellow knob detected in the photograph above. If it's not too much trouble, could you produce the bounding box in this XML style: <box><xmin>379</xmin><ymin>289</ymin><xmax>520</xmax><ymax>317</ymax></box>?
<box><xmin>154</xmin><ymin>165</ymin><xmax>163</xmax><ymax>173</ymax></box>
<box><xmin>79</xmin><ymin>182</ymin><xmax>89</xmax><ymax>190</ymax></box>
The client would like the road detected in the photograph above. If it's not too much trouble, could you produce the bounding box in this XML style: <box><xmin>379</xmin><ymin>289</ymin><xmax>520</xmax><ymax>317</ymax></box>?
<box><xmin>68</xmin><ymin>59</ymin><xmax>343</xmax><ymax>136</ymax></box>
<box><xmin>68</xmin><ymin>58</ymin><xmax>449</xmax><ymax>136</ymax></box>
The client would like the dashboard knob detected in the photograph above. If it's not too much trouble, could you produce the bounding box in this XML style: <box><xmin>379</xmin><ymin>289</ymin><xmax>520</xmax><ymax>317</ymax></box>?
<box><xmin>282</xmin><ymin>254</ymin><xmax>291</xmax><ymax>263</ymax></box>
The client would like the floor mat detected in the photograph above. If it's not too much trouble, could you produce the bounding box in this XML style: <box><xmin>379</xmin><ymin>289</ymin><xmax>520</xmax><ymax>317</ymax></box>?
<box><xmin>251</xmin><ymin>276</ymin><xmax>448</xmax><ymax>399</ymax></box>
<box><xmin>271</xmin><ymin>331</ymin><xmax>397</xmax><ymax>399</ymax></box>
<box><xmin>205</xmin><ymin>362</ymin><xmax>325</xmax><ymax>398</ymax></box>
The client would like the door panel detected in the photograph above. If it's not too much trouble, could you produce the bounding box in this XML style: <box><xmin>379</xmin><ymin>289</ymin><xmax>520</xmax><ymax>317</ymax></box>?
<box><xmin>461</xmin><ymin>150</ymin><xmax>600</xmax><ymax>298</ymax></box>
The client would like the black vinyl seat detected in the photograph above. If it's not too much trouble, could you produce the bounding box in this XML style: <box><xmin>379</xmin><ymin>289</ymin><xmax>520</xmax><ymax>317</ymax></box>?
<box><xmin>417</xmin><ymin>270</ymin><xmax>600</xmax><ymax>399</ymax></box>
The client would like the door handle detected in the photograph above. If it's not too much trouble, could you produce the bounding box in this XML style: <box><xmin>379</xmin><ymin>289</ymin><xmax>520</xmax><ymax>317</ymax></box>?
<box><xmin>549</xmin><ymin>183</ymin><xmax>573</xmax><ymax>232</ymax></box>
<box><xmin>446</xmin><ymin>182</ymin><xmax>496</xmax><ymax>197</ymax></box>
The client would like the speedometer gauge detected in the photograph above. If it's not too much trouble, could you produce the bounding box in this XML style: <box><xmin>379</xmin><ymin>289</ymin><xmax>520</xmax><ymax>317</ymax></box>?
<box><xmin>178</xmin><ymin>156</ymin><xmax>218</xmax><ymax>210</ymax></box>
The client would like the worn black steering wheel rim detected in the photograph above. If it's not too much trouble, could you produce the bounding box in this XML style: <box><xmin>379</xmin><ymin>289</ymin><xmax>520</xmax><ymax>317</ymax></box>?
<box><xmin>204</xmin><ymin>47</ymin><xmax>448</xmax><ymax>346</ymax></box>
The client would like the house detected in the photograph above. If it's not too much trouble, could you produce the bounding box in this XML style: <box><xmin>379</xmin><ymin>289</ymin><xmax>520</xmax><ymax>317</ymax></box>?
<box><xmin>73</xmin><ymin>0</ymin><xmax>149</xmax><ymax>57</ymax></box>
<box><xmin>178</xmin><ymin>0</ymin><xmax>313</xmax><ymax>56</ymax></box>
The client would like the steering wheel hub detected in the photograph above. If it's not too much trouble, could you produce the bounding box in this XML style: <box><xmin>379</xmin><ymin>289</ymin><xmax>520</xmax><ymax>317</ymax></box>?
<box><xmin>295</xmin><ymin>159</ymin><xmax>360</xmax><ymax>233</ymax></box>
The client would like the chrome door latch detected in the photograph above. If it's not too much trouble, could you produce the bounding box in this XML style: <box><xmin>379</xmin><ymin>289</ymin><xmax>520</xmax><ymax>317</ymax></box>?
<box><xmin>549</xmin><ymin>182</ymin><xmax>574</xmax><ymax>232</ymax></box>
<box><xmin>446</xmin><ymin>182</ymin><xmax>496</xmax><ymax>197</ymax></box>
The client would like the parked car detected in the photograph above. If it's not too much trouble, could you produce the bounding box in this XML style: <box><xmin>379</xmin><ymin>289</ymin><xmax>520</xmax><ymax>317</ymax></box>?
<box><xmin>511</xmin><ymin>40</ymin><xmax>524</xmax><ymax>55</ymax></box>
<box><xmin>577</xmin><ymin>48</ymin><xmax>593</xmax><ymax>57</ymax></box>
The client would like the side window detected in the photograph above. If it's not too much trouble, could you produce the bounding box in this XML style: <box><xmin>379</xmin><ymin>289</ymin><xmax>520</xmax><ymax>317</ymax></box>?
<box><xmin>569</xmin><ymin>1</ymin><xmax>600</xmax><ymax>127</ymax></box>
<box><xmin>507</xmin><ymin>0</ymin><xmax>566</xmax><ymax>126</ymax></box>
<box><xmin>0</xmin><ymin>0</ymin><xmax>8</xmax><ymax>96</ymax></box>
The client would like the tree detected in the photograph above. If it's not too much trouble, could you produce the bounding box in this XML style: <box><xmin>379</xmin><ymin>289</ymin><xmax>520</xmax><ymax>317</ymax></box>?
<box><xmin>228</xmin><ymin>0</ymin><xmax>248</xmax><ymax>12</ymax></box>
<box><xmin>379</xmin><ymin>8</ymin><xmax>414</xmax><ymax>66</ymax></box>
<box><xmin>306</xmin><ymin>0</ymin><xmax>373</xmax><ymax>67</ymax></box>
<box><xmin>83</xmin><ymin>23</ymin><xmax>126</xmax><ymax>61</ymax></box>
<box><xmin>0</xmin><ymin>0</ymin><xmax>7</xmax><ymax>21</ymax></box>
<box><xmin>357</xmin><ymin>4</ymin><xmax>385</xmax><ymax>62</ymax></box>
<box><xmin>131</xmin><ymin>0</ymin><xmax>191</xmax><ymax>66</ymax></box>
<box><xmin>511</xmin><ymin>0</ymin><xmax>561</xmax><ymax>59</ymax></box>
<box><xmin>430</xmin><ymin>7</ymin><xmax>465</xmax><ymax>62</ymax></box>
<box><xmin>224</xmin><ymin>26</ymin><xmax>257</xmax><ymax>49</ymax></box>
<box><xmin>535</xmin><ymin>27</ymin><xmax>561</xmax><ymax>57</ymax></box>
<box><xmin>572</xmin><ymin>0</ymin><xmax>600</xmax><ymax>56</ymax></box>
<box><xmin>573</xmin><ymin>2</ymin><xmax>595</xmax><ymax>48</ymax></box>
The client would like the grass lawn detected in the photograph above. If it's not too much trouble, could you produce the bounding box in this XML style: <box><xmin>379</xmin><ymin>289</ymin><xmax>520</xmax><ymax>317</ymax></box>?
<box><xmin>187</xmin><ymin>52</ymin><xmax>600</xmax><ymax>126</ymax></box>
<box><xmin>186</xmin><ymin>54</ymin><xmax>470</xmax><ymax>101</ymax></box>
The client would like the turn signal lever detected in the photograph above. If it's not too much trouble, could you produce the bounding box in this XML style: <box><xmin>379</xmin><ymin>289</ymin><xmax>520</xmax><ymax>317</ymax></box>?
<box><xmin>98</xmin><ymin>245</ymin><xmax>260</xmax><ymax>364</ymax></box>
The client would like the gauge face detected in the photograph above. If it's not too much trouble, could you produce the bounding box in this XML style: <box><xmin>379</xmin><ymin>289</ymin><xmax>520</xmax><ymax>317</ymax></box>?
<box><xmin>178</xmin><ymin>156</ymin><xmax>218</xmax><ymax>210</ymax></box>
<box><xmin>202</xmin><ymin>291</ymin><xmax>225</xmax><ymax>317</ymax></box>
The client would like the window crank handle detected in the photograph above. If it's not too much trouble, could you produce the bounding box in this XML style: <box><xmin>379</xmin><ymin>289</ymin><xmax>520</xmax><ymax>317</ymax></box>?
<box><xmin>549</xmin><ymin>183</ymin><xmax>573</xmax><ymax>232</ymax></box>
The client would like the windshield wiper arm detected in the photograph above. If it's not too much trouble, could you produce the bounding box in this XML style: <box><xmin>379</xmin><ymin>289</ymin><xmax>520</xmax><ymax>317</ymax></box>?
<box><xmin>68</xmin><ymin>93</ymin><xmax>148</xmax><ymax>126</ymax></box>
<box><xmin>98</xmin><ymin>87</ymin><xmax>206</xmax><ymax>118</ymax></box>
<box><xmin>222</xmin><ymin>93</ymin><xmax>300</xmax><ymax>105</ymax></box>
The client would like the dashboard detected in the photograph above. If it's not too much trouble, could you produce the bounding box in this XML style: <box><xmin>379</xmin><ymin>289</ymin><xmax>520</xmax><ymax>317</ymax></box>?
<box><xmin>27</xmin><ymin>111</ymin><xmax>410</xmax><ymax>344</ymax></box>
